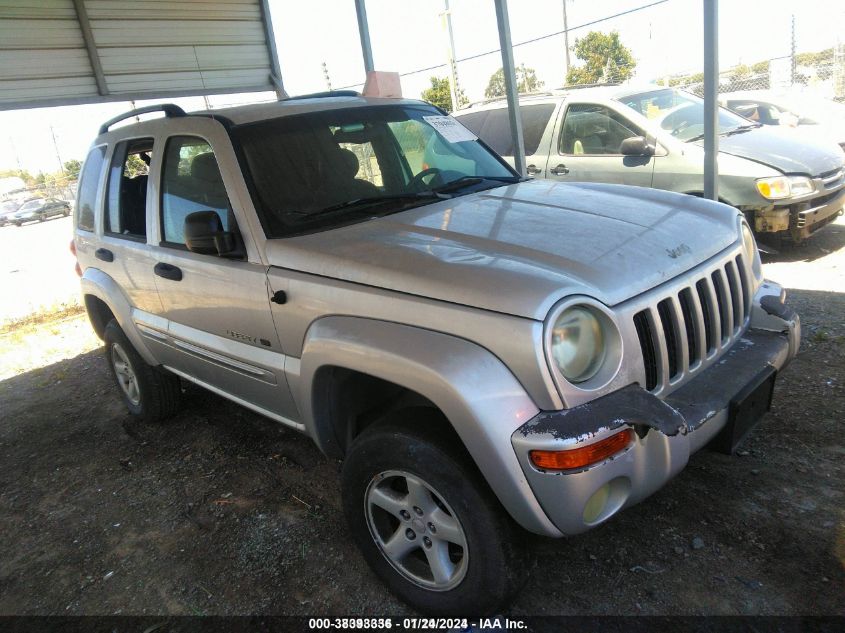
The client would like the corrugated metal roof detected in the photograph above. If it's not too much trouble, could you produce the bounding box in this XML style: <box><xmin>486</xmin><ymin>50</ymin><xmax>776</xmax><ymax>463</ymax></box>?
<box><xmin>0</xmin><ymin>0</ymin><xmax>283</xmax><ymax>110</ymax></box>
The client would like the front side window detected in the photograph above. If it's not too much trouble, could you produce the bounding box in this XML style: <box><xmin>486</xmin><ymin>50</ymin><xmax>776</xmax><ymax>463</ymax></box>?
<box><xmin>231</xmin><ymin>105</ymin><xmax>518</xmax><ymax>238</ymax></box>
<box><xmin>559</xmin><ymin>104</ymin><xmax>643</xmax><ymax>155</ymax></box>
<box><xmin>105</xmin><ymin>139</ymin><xmax>153</xmax><ymax>239</ymax></box>
<box><xmin>160</xmin><ymin>136</ymin><xmax>232</xmax><ymax>246</ymax></box>
<box><xmin>76</xmin><ymin>146</ymin><xmax>106</xmax><ymax>232</ymax></box>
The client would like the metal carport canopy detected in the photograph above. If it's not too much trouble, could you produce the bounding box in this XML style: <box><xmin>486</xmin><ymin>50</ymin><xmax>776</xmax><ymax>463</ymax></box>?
<box><xmin>0</xmin><ymin>0</ymin><xmax>284</xmax><ymax>111</ymax></box>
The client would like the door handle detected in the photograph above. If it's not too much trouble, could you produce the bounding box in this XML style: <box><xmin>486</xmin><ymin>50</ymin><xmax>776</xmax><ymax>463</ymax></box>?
<box><xmin>550</xmin><ymin>164</ymin><xmax>570</xmax><ymax>176</ymax></box>
<box><xmin>526</xmin><ymin>164</ymin><xmax>542</xmax><ymax>176</ymax></box>
<box><xmin>154</xmin><ymin>262</ymin><xmax>182</xmax><ymax>281</ymax></box>
<box><xmin>94</xmin><ymin>248</ymin><xmax>113</xmax><ymax>262</ymax></box>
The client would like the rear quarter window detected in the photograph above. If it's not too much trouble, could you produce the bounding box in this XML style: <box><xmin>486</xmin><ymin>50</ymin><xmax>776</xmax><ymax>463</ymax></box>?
<box><xmin>76</xmin><ymin>146</ymin><xmax>106</xmax><ymax>232</ymax></box>
<box><xmin>456</xmin><ymin>104</ymin><xmax>555</xmax><ymax>157</ymax></box>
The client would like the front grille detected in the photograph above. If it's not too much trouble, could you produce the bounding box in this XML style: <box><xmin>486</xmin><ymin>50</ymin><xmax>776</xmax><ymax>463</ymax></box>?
<box><xmin>633</xmin><ymin>254</ymin><xmax>751</xmax><ymax>394</ymax></box>
<box><xmin>818</xmin><ymin>167</ymin><xmax>844</xmax><ymax>190</ymax></box>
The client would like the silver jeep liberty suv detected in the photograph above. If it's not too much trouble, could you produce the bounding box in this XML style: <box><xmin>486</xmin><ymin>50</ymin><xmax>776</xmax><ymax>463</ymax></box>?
<box><xmin>72</xmin><ymin>93</ymin><xmax>800</xmax><ymax>614</ymax></box>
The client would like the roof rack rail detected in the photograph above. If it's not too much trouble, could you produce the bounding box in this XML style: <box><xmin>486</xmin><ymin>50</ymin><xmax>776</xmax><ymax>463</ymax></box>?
<box><xmin>556</xmin><ymin>81</ymin><xmax>622</xmax><ymax>90</ymax></box>
<box><xmin>460</xmin><ymin>91</ymin><xmax>558</xmax><ymax>110</ymax></box>
<box><xmin>285</xmin><ymin>90</ymin><xmax>360</xmax><ymax>101</ymax></box>
<box><xmin>99</xmin><ymin>104</ymin><xmax>186</xmax><ymax>135</ymax></box>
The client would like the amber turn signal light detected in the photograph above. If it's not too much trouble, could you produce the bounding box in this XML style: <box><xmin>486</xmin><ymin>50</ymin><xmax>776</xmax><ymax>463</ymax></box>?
<box><xmin>530</xmin><ymin>428</ymin><xmax>634</xmax><ymax>471</ymax></box>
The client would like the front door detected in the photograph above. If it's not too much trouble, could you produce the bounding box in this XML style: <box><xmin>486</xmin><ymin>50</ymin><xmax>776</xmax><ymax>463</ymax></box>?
<box><xmin>148</xmin><ymin>132</ymin><xmax>299</xmax><ymax>425</ymax></box>
<box><xmin>550</xmin><ymin>102</ymin><xmax>655</xmax><ymax>187</ymax></box>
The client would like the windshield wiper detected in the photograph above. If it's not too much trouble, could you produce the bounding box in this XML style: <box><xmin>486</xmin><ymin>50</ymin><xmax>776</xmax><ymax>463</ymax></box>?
<box><xmin>686</xmin><ymin>122</ymin><xmax>762</xmax><ymax>143</ymax></box>
<box><xmin>430</xmin><ymin>175</ymin><xmax>521</xmax><ymax>194</ymax></box>
<box><xmin>305</xmin><ymin>192</ymin><xmax>443</xmax><ymax>217</ymax></box>
<box><xmin>725</xmin><ymin>123</ymin><xmax>762</xmax><ymax>136</ymax></box>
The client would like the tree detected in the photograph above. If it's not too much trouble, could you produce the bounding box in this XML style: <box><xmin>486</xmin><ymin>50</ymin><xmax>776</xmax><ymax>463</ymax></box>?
<box><xmin>63</xmin><ymin>159</ymin><xmax>82</xmax><ymax>180</ymax></box>
<box><xmin>420</xmin><ymin>76</ymin><xmax>467</xmax><ymax>113</ymax></box>
<box><xmin>125</xmin><ymin>153</ymin><xmax>148</xmax><ymax>178</ymax></box>
<box><xmin>484</xmin><ymin>64</ymin><xmax>543</xmax><ymax>98</ymax></box>
<box><xmin>565</xmin><ymin>31</ymin><xmax>635</xmax><ymax>85</ymax></box>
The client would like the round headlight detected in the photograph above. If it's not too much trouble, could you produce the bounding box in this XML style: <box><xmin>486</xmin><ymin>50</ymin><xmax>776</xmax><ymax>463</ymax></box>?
<box><xmin>741</xmin><ymin>222</ymin><xmax>756</xmax><ymax>262</ymax></box>
<box><xmin>741</xmin><ymin>221</ymin><xmax>762</xmax><ymax>278</ymax></box>
<box><xmin>550</xmin><ymin>306</ymin><xmax>606</xmax><ymax>384</ymax></box>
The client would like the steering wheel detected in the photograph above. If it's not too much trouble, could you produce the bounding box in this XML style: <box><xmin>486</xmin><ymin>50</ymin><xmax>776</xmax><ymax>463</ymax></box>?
<box><xmin>410</xmin><ymin>167</ymin><xmax>442</xmax><ymax>190</ymax></box>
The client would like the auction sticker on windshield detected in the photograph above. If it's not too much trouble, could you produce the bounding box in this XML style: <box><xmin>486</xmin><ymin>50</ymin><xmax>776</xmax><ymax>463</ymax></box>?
<box><xmin>423</xmin><ymin>115</ymin><xmax>477</xmax><ymax>143</ymax></box>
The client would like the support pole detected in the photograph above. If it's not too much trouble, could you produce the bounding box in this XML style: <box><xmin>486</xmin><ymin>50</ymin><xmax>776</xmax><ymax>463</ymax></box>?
<box><xmin>442</xmin><ymin>0</ymin><xmax>460</xmax><ymax>112</ymax></box>
<box><xmin>259</xmin><ymin>0</ymin><xmax>287</xmax><ymax>98</ymax></box>
<box><xmin>562</xmin><ymin>0</ymin><xmax>571</xmax><ymax>81</ymax></box>
<box><xmin>493</xmin><ymin>0</ymin><xmax>526</xmax><ymax>176</ymax></box>
<box><xmin>355</xmin><ymin>0</ymin><xmax>375</xmax><ymax>74</ymax></box>
<box><xmin>72</xmin><ymin>0</ymin><xmax>108</xmax><ymax>96</ymax></box>
<box><xmin>703</xmin><ymin>0</ymin><xmax>719</xmax><ymax>201</ymax></box>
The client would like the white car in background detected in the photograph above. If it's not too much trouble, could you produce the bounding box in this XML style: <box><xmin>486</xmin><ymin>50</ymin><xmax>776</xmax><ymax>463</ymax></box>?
<box><xmin>719</xmin><ymin>90</ymin><xmax>845</xmax><ymax>153</ymax></box>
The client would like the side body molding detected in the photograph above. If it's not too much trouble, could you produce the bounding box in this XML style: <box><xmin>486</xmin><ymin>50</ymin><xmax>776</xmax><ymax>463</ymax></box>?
<box><xmin>298</xmin><ymin>316</ymin><xmax>562</xmax><ymax>537</ymax></box>
<box><xmin>80</xmin><ymin>267</ymin><xmax>157</xmax><ymax>365</ymax></box>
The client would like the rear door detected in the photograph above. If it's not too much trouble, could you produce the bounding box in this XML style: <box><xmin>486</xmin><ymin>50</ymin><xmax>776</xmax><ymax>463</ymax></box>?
<box><xmin>146</xmin><ymin>123</ymin><xmax>299</xmax><ymax>426</ymax></box>
<box><xmin>549</xmin><ymin>102</ymin><xmax>656</xmax><ymax>187</ymax></box>
<box><xmin>98</xmin><ymin>138</ymin><xmax>164</xmax><ymax>315</ymax></box>
<box><xmin>455</xmin><ymin>102</ymin><xmax>558</xmax><ymax>177</ymax></box>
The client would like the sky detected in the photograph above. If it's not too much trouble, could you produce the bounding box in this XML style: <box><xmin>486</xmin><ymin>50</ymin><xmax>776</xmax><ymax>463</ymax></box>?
<box><xmin>1</xmin><ymin>0</ymin><xmax>844</xmax><ymax>174</ymax></box>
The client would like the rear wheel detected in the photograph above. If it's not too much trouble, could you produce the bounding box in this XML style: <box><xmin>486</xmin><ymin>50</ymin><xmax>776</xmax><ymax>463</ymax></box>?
<box><xmin>341</xmin><ymin>411</ymin><xmax>527</xmax><ymax>614</ymax></box>
<box><xmin>104</xmin><ymin>320</ymin><xmax>181</xmax><ymax>422</ymax></box>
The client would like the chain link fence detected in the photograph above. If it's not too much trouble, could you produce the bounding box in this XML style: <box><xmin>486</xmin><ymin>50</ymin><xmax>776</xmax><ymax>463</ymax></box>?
<box><xmin>671</xmin><ymin>45</ymin><xmax>845</xmax><ymax>101</ymax></box>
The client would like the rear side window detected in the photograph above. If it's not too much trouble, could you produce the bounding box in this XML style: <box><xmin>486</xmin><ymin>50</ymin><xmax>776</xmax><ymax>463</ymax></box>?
<box><xmin>456</xmin><ymin>104</ymin><xmax>555</xmax><ymax>156</ymax></box>
<box><xmin>105</xmin><ymin>139</ymin><xmax>153</xmax><ymax>239</ymax></box>
<box><xmin>160</xmin><ymin>136</ymin><xmax>232</xmax><ymax>246</ymax></box>
<box><xmin>75</xmin><ymin>146</ymin><xmax>105</xmax><ymax>232</ymax></box>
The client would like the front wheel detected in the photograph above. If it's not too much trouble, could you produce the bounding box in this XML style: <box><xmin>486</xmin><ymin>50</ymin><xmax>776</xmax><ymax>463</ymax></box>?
<box><xmin>341</xmin><ymin>412</ymin><xmax>527</xmax><ymax>614</ymax></box>
<box><xmin>103</xmin><ymin>320</ymin><xmax>181</xmax><ymax>422</ymax></box>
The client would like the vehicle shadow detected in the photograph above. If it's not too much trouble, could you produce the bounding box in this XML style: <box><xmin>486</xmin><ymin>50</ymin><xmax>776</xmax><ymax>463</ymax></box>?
<box><xmin>759</xmin><ymin>216</ymin><xmax>845</xmax><ymax>264</ymax></box>
<box><xmin>1</xmin><ymin>288</ymin><xmax>843</xmax><ymax>616</ymax></box>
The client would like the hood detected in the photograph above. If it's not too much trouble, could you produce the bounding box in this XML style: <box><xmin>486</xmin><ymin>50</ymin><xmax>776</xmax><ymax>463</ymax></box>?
<box><xmin>702</xmin><ymin>126</ymin><xmax>845</xmax><ymax>176</ymax></box>
<box><xmin>265</xmin><ymin>180</ymin><xmax>739</xmax><ymax>320</ymax></box>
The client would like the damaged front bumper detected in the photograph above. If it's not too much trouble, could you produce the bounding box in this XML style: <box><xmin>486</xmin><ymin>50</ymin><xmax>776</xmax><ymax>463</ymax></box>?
<box><xmin>511</xmin><ymin>282</ymin><xmax>800</xmax><ymax>536</ymax></box>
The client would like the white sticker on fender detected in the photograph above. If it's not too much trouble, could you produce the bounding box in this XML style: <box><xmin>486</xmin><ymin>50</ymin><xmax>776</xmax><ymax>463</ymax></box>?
<box><xmin>422</xmin><ymin>115</ymin><xmax>478</xmax><ymax>143</ymax></box>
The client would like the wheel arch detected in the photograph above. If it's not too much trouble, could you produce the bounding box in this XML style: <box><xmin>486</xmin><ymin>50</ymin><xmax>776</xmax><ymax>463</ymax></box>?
<box><xmin>80</xmin><ymin>268</ymin><xmax>157</xmax><ymax>365</ymax></box>
<box><xmin>297</xmin><ymin>315</ymin><xmax>560</xmax><ymax>537</ymax></box>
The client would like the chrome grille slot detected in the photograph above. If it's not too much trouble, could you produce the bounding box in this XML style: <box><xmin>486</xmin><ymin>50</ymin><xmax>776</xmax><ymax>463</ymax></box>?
<box><xmin>735</xmin><ymin>255</ymin><xmax>751</xmax><ymax>321</ymax></box>
<box><xmin>725</xmin><ymin>260</ymin><xmax>744</xmax><ymax>333</ymax></box>
<box><xmin>657</xmin><ymin>299</ymin><xmax>680</xmax><ymax>380</ymax></box>
<box><xmin>631</xmin><ymin>248</ymin><xmax>751</xmax><ymax>395</ymax></box>
<box><xmin>695</xmin><ymin>278</ymin><xmax>716</xmax><ymax>354</ymax></box>
<box><xmin>678</xmin><ymin>288</ymin><xmax>699</xmax><ymax>365</ymax></box>
<box><xmin>633</xmin><ymin>310</ymin><xmax>658</xmax><ymax>391</ymax></box>
<box><xmin>711</xmin><ymin>269</ymin><xmax>733</xmax><ymax>343</ymax></box>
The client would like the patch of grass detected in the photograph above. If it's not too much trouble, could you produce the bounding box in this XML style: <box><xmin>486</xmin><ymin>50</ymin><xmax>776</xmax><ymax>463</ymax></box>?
<box><xmin>0</xmin><ymin>301</ymin><xmax>85</xmax><ymax>336</ymax></box>
<box><xmin>811</xmin><ymin>330</ymin><xmax>830</xmax><ymax>343</ymax></box>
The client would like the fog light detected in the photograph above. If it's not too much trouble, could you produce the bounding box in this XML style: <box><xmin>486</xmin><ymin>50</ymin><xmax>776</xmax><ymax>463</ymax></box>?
<box><xmin>583</xmin><ymin>483</ymin><xmax>611</xmax><ymax>524</ymax></box>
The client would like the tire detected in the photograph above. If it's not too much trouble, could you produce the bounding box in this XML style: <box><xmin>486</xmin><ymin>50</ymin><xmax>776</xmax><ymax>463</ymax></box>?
<box><xmin>103</xmin><ymin>320</ymin><xmax>181</xmax><ymax>422</ymax></box>
<box><xmin>341</xmin><ymin>411</ymin><xmax>528</xmax><ymax>615</ymax></box>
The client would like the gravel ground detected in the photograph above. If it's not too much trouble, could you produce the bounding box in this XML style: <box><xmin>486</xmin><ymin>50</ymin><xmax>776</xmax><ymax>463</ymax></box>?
<box><xmin>0</xmin><ymin>218</ymin><xmax>843</xmax><ymax>616</ymax></box>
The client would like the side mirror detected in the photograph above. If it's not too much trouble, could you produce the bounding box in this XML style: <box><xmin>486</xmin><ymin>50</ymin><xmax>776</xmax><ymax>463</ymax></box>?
<box><xmin>184</xmin><ymin>211</ymin><xmax>237</xmax><ymax>256</ymax></box>
<box><xmin>620</xmin><ymin>136</ymin><xmax>654</xmax><ymax>156</ymax></box>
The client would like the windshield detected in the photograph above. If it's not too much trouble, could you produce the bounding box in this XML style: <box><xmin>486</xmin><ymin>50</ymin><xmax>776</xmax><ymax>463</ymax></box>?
<box><xmin>618</xmin><ymin>88</ymin><xmax>750</xmax><ymax>142</ymax></box>
<box><xmin>231</xmin><ymin>104</ymin><xmax>517</xmax><ymax>238</ymax></box>
<box><xmin>1</xmin><ymin>201</ymin><xmax>18</xmax><ymax>213</ymax></box>
<box><xmin>19</xmin><ymin>199</ymin><xmax>43</xmax><ymax>211</ymax></box>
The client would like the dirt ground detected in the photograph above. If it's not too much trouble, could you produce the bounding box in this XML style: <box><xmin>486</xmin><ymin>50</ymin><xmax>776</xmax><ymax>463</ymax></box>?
<box><xmin>0</xmin><ymin>219</ymin><xmax>843</xmax><ymax>616</ymax></box>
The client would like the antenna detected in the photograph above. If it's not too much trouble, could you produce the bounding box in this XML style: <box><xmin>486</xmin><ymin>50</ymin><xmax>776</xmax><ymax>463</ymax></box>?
<box><xmin>192</xmin><ymin>45</ymin><xmax>212</xmax><ymax>111</ymax></box>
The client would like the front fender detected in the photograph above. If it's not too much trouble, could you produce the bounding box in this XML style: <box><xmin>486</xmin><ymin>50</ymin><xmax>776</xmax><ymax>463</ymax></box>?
<box><xmin>80</xmin><ymin>268</ymin><xmax>157</xmax><ymax>365</ymax></box>
<box><xmin>298</xmin><ymin>315</ymin><xmax>562</xmax><ymax>537</ymax></box>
